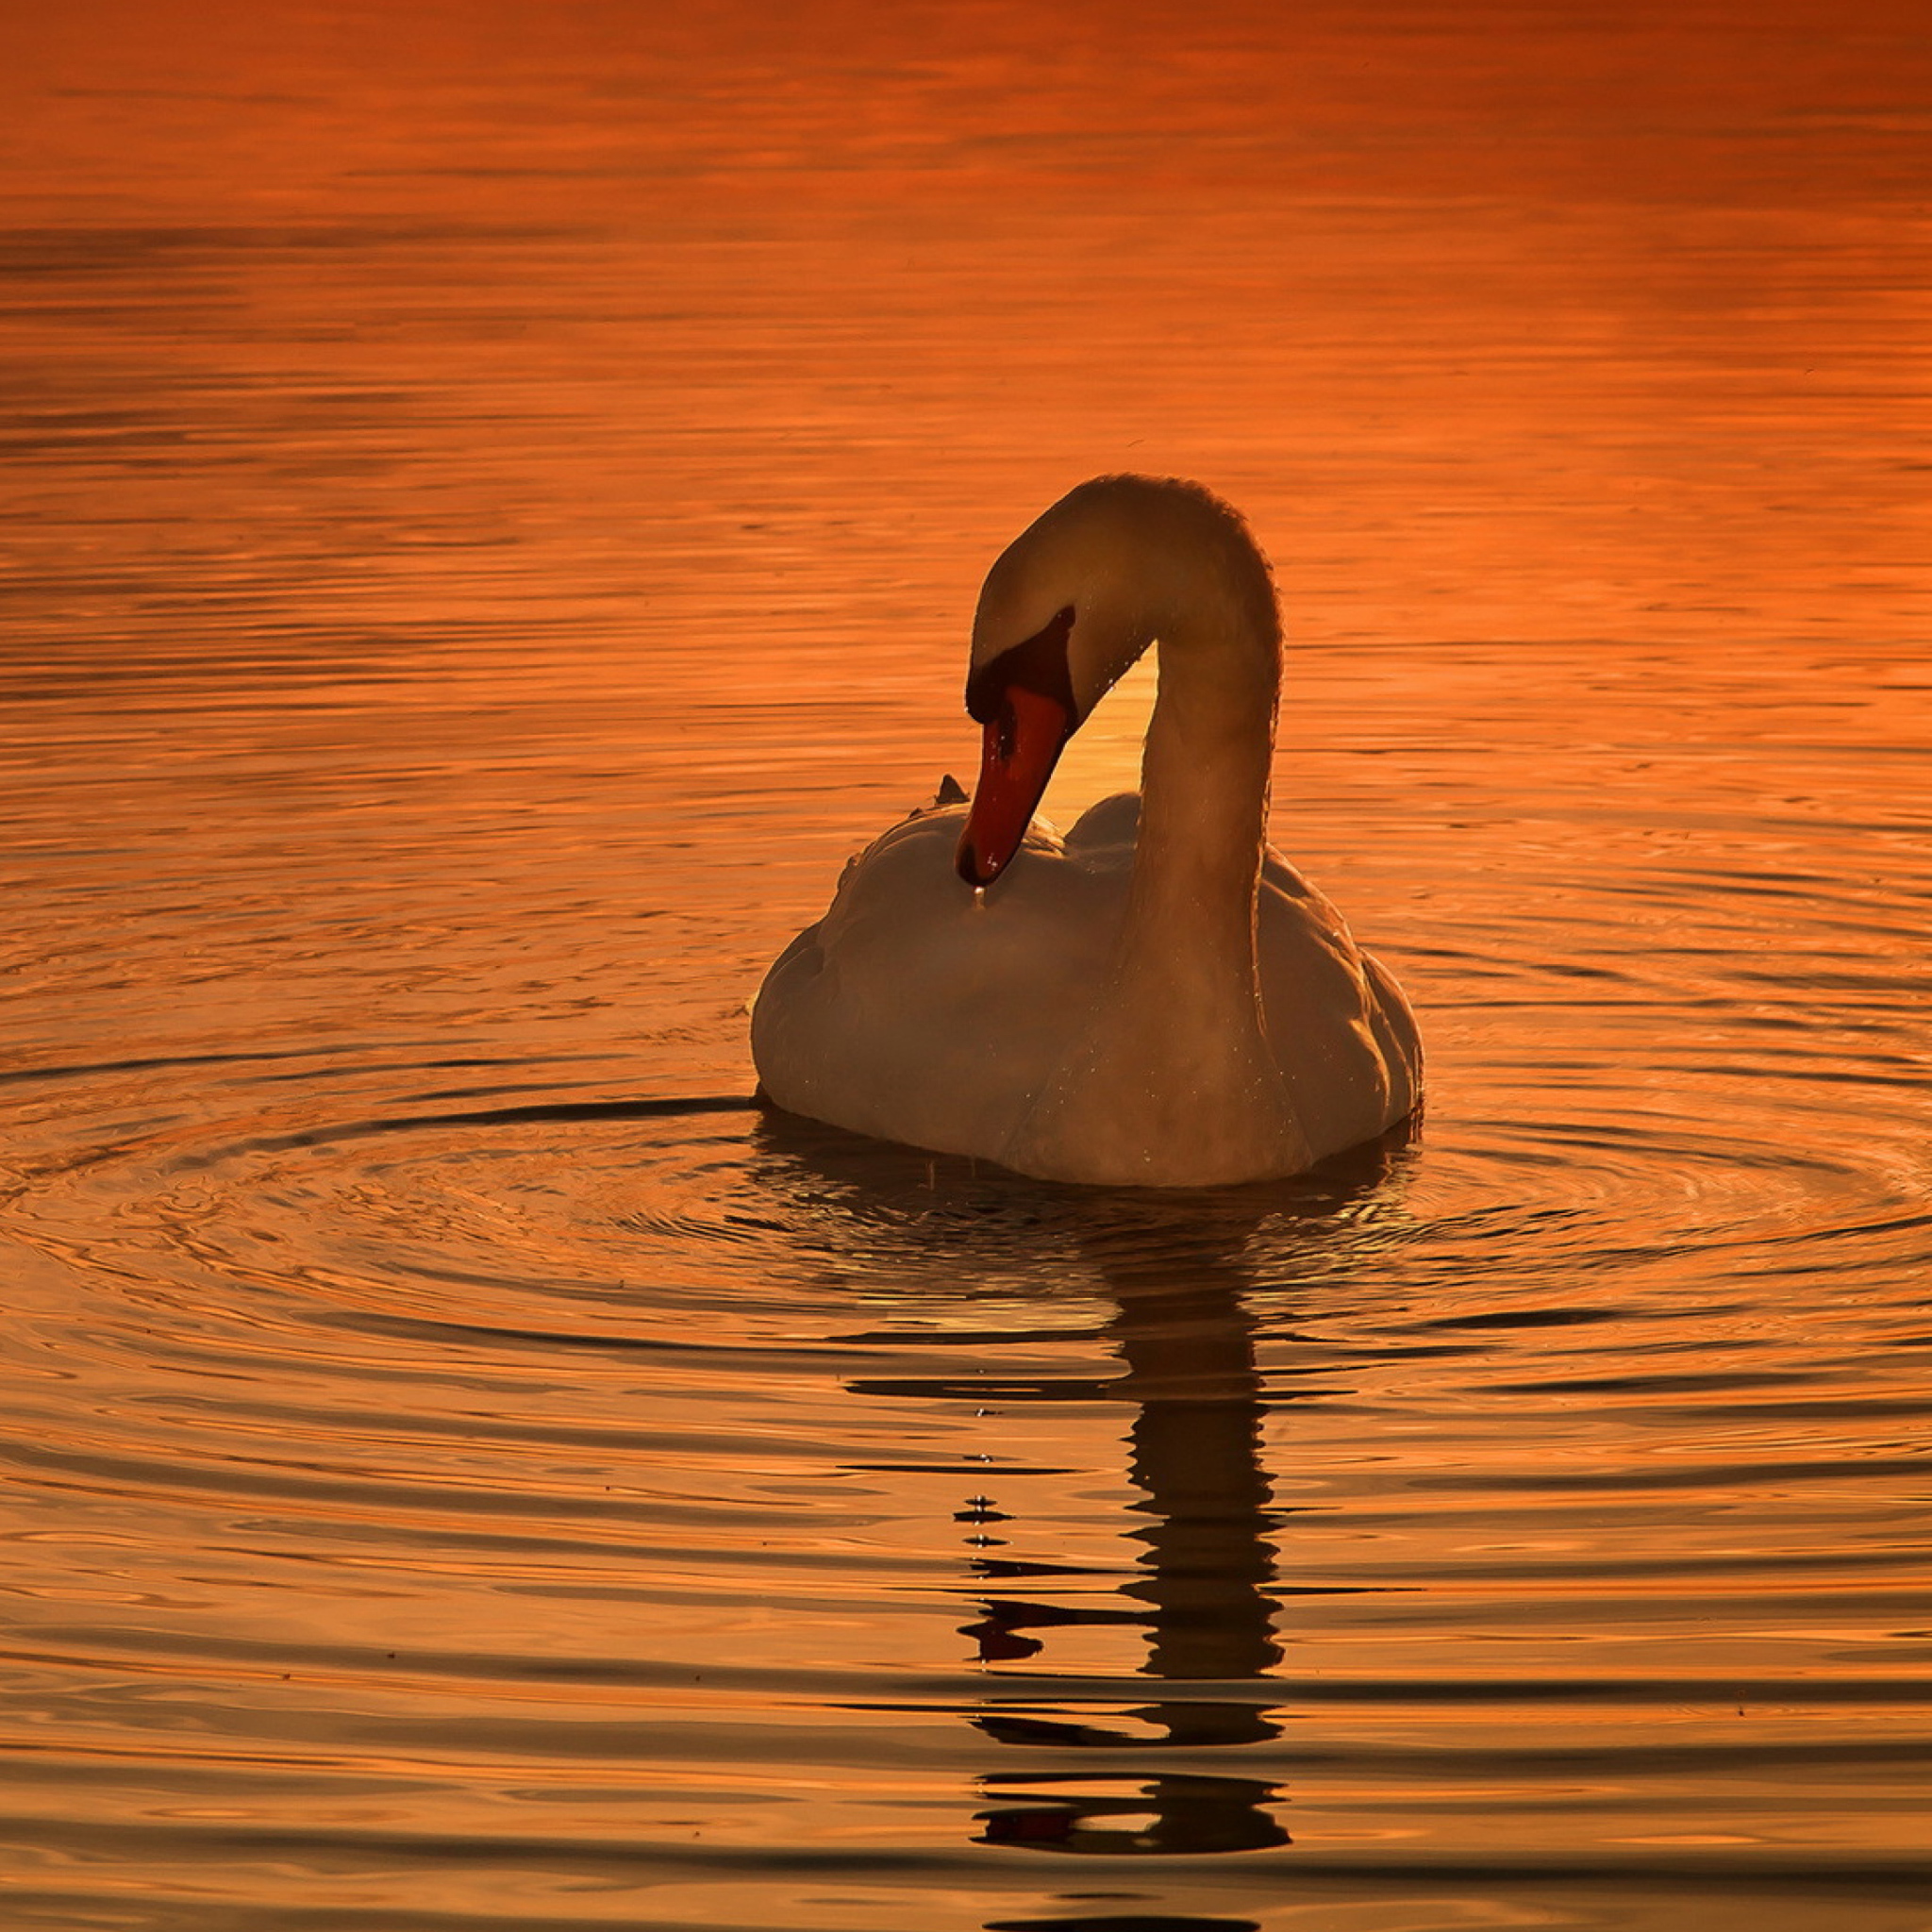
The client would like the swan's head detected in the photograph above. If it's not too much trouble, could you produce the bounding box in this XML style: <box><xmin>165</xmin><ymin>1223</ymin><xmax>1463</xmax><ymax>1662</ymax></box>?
<box><xmin>955</xmin><ymin>475</ymin><xmax>1273</xmax><ymax>887</ymax></box>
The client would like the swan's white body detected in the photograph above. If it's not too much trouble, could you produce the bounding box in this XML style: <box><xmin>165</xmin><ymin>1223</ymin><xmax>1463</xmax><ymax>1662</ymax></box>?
<box><xmin>752</xmin><ymin>476</ymin><xmax>1422</xmax><ymax>1187</ymax></box>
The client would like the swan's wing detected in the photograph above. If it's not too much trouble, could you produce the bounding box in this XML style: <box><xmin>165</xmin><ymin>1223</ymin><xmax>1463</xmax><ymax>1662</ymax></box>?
<box><xmin>752</xmin><ymin>808</ymin><xmax>1124</xmax><ymax>1160</ymax></box>
<box><xmin>1064</xmin><ymin>791</ymin><xmax>1141</xmax><ymax>858</ymax></box>
<box><xmin>1360</xmin><ymin>945</ymin><xmax>1423</xmax><ymax>1121</ymax></box>
<box><xmin>1255</xmin><ymin>846</ymin><xmax>1421</xmax><ymax>1156</ymax></box>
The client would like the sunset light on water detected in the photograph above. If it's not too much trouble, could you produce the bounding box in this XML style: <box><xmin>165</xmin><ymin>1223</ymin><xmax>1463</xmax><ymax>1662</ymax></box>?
<box><xmin>3</xmin><ymin>3</ymin><xmax>1928</xmax><ymax>1927</ymax></box>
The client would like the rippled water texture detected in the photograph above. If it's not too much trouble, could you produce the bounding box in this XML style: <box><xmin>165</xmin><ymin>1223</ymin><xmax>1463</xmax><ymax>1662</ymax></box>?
<box><xmin>4</xmin><ymin>2</ymin><xmax>1930</xmax><ymax>1926</ymax></box>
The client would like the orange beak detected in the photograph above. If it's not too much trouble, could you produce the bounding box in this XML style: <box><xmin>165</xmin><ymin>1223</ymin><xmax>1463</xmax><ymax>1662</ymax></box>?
<box><xmin>955</xmin><ymin>683</ymin><xmax>1076</xmax><ymax>887</ymax></box>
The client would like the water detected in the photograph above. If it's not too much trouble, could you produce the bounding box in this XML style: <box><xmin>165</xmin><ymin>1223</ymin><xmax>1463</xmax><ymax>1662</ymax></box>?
<box><xmin>4</xmin><ymin>2</ymin><xmax>1929</xmax><ymax>1926</ymax></box>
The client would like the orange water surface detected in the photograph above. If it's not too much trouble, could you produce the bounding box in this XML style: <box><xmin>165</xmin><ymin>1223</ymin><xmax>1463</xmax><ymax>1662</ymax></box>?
<box><xmin>3</xmin><ymin>3</ymin><xmax>1929</xmax><ymax>1928</ymax></box>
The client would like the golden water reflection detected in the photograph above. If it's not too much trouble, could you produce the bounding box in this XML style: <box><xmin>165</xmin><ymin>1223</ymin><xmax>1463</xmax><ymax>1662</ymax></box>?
<box><xmin>802</xmin><ymin>1125</ymin><xmax>1417</xmax><ymax>1864</ymax></box>
<box><xmin>6</xmin><ymin>0</ymin><xmax>1931</xmax><ymax>1925</ymax></box>
<box><xmin>968</xmin><ymin>1257</ymin><xmax>1291</xmax><ymax>1858</ymax></box>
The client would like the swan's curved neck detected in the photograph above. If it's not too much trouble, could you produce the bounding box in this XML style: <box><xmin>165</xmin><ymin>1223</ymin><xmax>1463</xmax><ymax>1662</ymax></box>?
<box><xmin>997</xmin><ymin>480</ymin><xmax>1305</xmax><ymax>1184</ymax></box>
<box><xmin>1008</xmin><ymin>591</ymin><xmax>1295</xmax><ymax>1185</ymax></box>
<box><xmin>1122</xmin><ymin>591</ymin><xmax>1281</xmax><ymax>1001</ymax></box>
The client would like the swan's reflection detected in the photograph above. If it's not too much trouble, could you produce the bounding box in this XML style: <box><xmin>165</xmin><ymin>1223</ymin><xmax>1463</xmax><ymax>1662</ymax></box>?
<box><xmin>964</xmin><ymin>1237</ymin><xmax>1291</xmax><ymax>1857</ymax></box>
<box><xmin>756</xmin><ymin>1109</ymin><xmax>1411</xmax><ymax>1879</ymax></box>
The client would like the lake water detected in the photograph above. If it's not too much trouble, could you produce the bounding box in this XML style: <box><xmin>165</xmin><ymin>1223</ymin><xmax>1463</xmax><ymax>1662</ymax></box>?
<box><xmin>4</xmin><ymin>2</ymin><xmax>1929</xmax><ymax>1927</ymax></box>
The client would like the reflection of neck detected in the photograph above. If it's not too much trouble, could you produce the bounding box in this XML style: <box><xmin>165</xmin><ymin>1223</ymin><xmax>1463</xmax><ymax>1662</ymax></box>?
<box><xmin>1110</xmin><ymin>1277</ymin><xmax>1283</xmax><ymax>1702</ymax></box>
<box><xmin>971</xmin><ymin>1269</ymin><xmax>1292</xmax><ymax>1849</ymax></box>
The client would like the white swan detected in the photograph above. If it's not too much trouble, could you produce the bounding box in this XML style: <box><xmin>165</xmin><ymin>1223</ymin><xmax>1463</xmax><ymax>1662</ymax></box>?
<box><xmin>751</xmin><ymin>475</ymin><xmax>1422</xmax><ymax>1187</ymax></box>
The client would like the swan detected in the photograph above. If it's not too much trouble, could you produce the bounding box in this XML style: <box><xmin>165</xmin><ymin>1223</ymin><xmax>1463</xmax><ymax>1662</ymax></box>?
<box><xmin>751</xmin><ymin>475</ymin><xmax>1421</xmax><ymax>1187</ymax></box>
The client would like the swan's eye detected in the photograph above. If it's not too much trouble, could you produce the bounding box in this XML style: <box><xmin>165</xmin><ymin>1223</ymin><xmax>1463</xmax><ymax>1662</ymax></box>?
<box><xmin>965</xmin><ymin>605</ymin><xmax>1076</xmax><ymax>725</ymax></box>
<box><xmin>994</xmin><ymin>702</ymin><xmax>1018</xmax><ymax>764</ymax></box>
